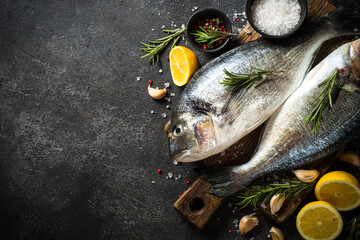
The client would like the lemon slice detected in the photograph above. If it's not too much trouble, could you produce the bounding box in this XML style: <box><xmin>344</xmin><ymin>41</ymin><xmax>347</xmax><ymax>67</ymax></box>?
<box><xmin>296</xmin><ymin>201</ymin><xmax>343</xmax><ymax>240</ymax></box>
<box><xmin>315</xmin><ymin>171</ymin><xmax>360</xmax><ymax>211</ymax></box>
<box><xmin>169</xmin><ymin>46</ymin><xmax>199</xmax><ymax>86</ymax></box>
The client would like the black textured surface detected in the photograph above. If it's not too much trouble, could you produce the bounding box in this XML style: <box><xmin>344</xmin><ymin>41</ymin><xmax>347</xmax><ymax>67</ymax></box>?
<box><xmin>0</xmin><ymin>0</ymin><xmax>359</xmax><ymax>239</ymax></box>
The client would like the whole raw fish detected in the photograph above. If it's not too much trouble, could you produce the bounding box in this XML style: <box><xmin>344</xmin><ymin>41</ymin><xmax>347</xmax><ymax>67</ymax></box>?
<box><xmin>168</xmin><ymin>6</ymin><xmax>360</xmax><ymax>162</ymax></box>
<box><xmin>208</xmin><ymin>39</ymin><xmax>360</xmax><ymax>197</ymax></box>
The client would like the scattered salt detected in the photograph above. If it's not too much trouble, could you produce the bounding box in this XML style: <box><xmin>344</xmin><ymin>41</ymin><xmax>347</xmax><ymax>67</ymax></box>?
<box><xmin>168</xmin><ymin>172</ymin><xmax>173</xmax><ymax>179</ymax></box>
<box><xmin>191</xmin><ymin>6</ymin><xmax>198</xmax><ymax>12</ymax></box>
<box><xmin>162</xmin><ymin>113</ymin><xmax>167</xmax><ymax>118</ymax></box>
<box><xmin>228</xmin><ymin>203</ymin><xmax>233</xmax><ymax>208</ymax></box>
<box><xmin>173</xmin><ymin>160</ymin><xmax>178</xmax><ymax>165</ymax></box>
<box><xmin>151</xmin><ymin>180</ymin><xmax>156</xmax><ymax>184</ymax></box>
<box><xmin>165</xmin><ymin>176</ymin><xmax>169</xmax><ymax>180</ymax></box>
<box><xmin>136</xmin><ymin>76</ymin><xmax>141</xmax><ymax>81</ymax></box>
<box><xmin>170</xmin><ymin>92</ymin><xmax>175</xmax><ymax>97</ymax></box>
<box><xmin>355</xmin><ymin>28</ymin><xmax>359</xmax><ymax>32</ymax></box>
<box><xmin>162</xmin><ymin>25</ymin><xmax>165</xmax><ymax>29</ymax></box>
<box><xmin>159</xmin><ymin>69</ymin><xmax>163</xmax><ymax>73</ymax></box>
<box><xmin>151</xmin><ymin>28</ymin><xmax>155</xmax><ymax>31</ymax></box>
<box><xmin>150</xmin><ymin>110</ymin><xmax>154</xmax><ymax>114</ymax></box>
<box><xmin>181</xmin><ymin>23</ymin><xmax>186</xmax><ymax>29</ymax></box>
<box><xmin>164</xmin><ymin>82</ymin><xmax>170</xmax><ymax>88</ymax></box>
<box><xmin>251</xmin><ymin>0</ymin><xmax>301</xmax><ymax>36</ymax></box>
<box><xmin>167</xmin><ymin>98</ymin><xmax>171</xmax><ymax>102</ymax></box>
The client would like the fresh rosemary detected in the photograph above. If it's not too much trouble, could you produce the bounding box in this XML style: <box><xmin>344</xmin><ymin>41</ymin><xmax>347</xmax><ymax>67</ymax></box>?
<box><xmin>190</xmin><ymin>26</ymin><xmax>237</xmax><ymax>47</ymax></box>
<box><xmin>236</xmin><ymin>180</ymin><xmax>313</xmax><ymax>209</ymax></box>
<box><xmin>304</xmin><ymin>71</ymin><xmax>353</xmax><ymax>133</ymax></box>
<box><xmin>221</xmin><ymin>68</ymin><xmax>283</xmax><ymax>90</ymax></box>
<box><xmin>140</xmin><ymin>28</ymin><xmax>185</xmax><ymax>65</ymax></box>
<box><xmin>340</xmin><ymin>215</ymin><xmax>360</xmax><ymax>240</ymax></box>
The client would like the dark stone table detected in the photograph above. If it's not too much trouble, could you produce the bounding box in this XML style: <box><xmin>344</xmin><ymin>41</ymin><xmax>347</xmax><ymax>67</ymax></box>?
<box><xmin>0</xmin><ymin>0</ymin><xmax>358</xmax><ymax>239</ymax></box>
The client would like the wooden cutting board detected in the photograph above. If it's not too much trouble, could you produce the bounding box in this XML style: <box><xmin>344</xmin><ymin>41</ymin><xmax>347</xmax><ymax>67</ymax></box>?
<box><xmin>174</xmin><ymin>0</ymin><xmax>352</xmax><ymax>229</ymax></box>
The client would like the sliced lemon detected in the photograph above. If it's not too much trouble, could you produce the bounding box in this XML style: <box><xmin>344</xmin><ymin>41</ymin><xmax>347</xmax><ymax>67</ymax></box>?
<box><xmin>169</xmin><ymin>46</ymin><xmax>199</xmax><ymax>87</ymax></box>
<box><xmin>315</xmin><ymin>171</ymin><xmax>360</xmax><ymax>211</ymax></box>
<box><xmin>296</xmin><ymin>201</ymin><xmax>343</xmax><ymax>240</ymax></box>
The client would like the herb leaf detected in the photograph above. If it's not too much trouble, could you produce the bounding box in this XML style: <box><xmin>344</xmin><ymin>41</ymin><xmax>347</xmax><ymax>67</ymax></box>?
<box><xmin>236</xmin><ymin>180</ymin><xmax>313</xmax><ymax>210</ymax></box>
<box><xmin>190</xmin><ymin>26</ymin><xmax>236</xmax><ymax>47</ymax></box>
<box><xmin>304</xmin><ymin>71</ymin><xmax>354</xmax><ymax>133</ymax></box>
<box><xmin>221</xmin><ymin>68</ymin><xmax>283</xmax><ymax>90</ymax></box>
<box><xmin>140</xmin><ymin>28</ymin><xmax>185</xmax><ymax>65</ymax></box>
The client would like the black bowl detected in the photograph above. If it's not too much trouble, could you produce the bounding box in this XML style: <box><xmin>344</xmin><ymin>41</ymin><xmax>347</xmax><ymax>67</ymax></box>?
<box><xmin>245</xmin><ymin>0</ymin><xmax>307</xmax><ymax>39</ymax></box>
<box><xmin>186</xmin><ymin>8</ymin><xmax>232</xmax><ymax>53</ymax></box>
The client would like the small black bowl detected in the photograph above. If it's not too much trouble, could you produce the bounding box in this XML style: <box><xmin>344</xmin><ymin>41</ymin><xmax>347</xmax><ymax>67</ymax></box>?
<box><xmin>245</xmin><ymin>0</ymin><xmax>307</xmax><ymax>39</ymax></box>
<box><xmin>186</xmin><ymin>8</ymin><xmax>232</xmax><ymax>53</ymax></box>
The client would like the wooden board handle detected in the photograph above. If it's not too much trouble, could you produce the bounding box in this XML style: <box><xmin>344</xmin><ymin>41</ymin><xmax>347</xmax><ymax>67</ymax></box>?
<box><xmin>173</xmin><ymin>178</ymin><xmax>224</xmax><ymax>229</ymax></box>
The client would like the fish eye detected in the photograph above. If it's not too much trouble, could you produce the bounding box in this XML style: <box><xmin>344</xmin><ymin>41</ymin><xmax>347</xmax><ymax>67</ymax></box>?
<box><xmin>173</xmin><ymin>125</ymin><xmax>183</xmax><ymax>136</ymax></box>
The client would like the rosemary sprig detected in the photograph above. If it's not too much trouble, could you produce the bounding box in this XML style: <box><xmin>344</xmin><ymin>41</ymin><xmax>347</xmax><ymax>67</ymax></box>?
<box><xmin>221</xmin><ymin>68</ymin><xmax>283</xmax><ymax>90</ymax></box>
<box><xmin>236</xmin><ymin>180</ymin><xmax>313</xmax><ymax>209</ymax></box>
<box><xmin>304</xmin><ymin>71</ymin><xmax>354</xmax><ymax>133</ymax></box>
<box><xmin>190</xmin><ymin>26</ymin><xmax>237</xmax><ymax>47</ymax></box>
<box><xmin>340</xmin><ymin>215</ymin><xmax>360</xmax><ymax>240</ymax></box>
<box><xmin>140</xmin><ymin>28</ymin><xmax>185</xmax><ymax>65</ymax></box>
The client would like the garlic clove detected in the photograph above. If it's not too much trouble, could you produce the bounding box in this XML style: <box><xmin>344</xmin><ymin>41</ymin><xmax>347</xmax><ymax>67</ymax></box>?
<box><xmin>239</xmin><ymin>213</ymin><xmax>259</xmax><ymax>235</ymax></box>
<box><xmin>270</xmin><ymin>227</ymin><xmax>284</xmax><ymax>240</ymax></box>
<box><xmin>270</xmin><ymin>194</ymin><xmax>286</xmax><ymax>215</ymax></box>
<box><xmin>293</xmin><ymin>169</ymin><xmax>319</xmax><ymax>183</ymax></box>
<box><xmin>339</xmin><ymin>151</ymin><xmax>360</xmax><ymax>167</ymax></box>
<box><xmin>148</xmin><ymin>85</ymin><xmax>167</xmax><ymax>99</ymax></box>
<box><xmin>164</xmin><ymin>119</ymin><xmax>171</xmax><ymax>134</ymax></box>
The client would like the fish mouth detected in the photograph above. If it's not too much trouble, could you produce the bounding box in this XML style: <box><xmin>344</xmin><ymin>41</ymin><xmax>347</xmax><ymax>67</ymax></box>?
<box><xmin>170</xmin><ymin>149</ymin><xmax>196</xmax><ymax>163</ymax></box>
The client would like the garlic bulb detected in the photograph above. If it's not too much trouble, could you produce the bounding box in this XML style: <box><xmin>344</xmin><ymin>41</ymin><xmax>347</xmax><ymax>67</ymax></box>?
<box><xmin>293</xmin><ymin>169</ymin><xmax>319</xmax><ymax>183</ymax></box>
<box><xmin>148</xmin><ymin>85</ymin><xmax>167</xmax><ymax>99</ymax></box>
<box><xmin>270</xmin><ymin>227</ymin><xmax>284</xmax><ymax>240</ymax></box>
<box><xmin>339</xmin><ymin>151</ymin><xmax>360</xmax><ymax>167</ymax></box>
<box><xmin>270</xmin><ymin>194</ymin><xmax>286</xmax><ymax>215</ymax></box>
<box><xmin>239</xmin><ymin>214</ymin><xmax>259</xmax><ymax>235</ymax></box>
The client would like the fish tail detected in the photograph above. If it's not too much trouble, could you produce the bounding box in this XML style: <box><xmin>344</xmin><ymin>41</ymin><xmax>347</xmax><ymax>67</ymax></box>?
<box><xmin>205</xmin><ymin>166</ymin><xmax>252</xmax><ymax>197</ymax></box>
<box><xmin>326</xmin><ymin>3</ymin><xmax>360</xmax><ymax>36</ymax></box>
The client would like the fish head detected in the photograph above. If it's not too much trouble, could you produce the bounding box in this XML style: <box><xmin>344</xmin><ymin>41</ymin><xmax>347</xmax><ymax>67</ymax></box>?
<box><xmin>168</xmin><ymin>112</ymin><xmax>217</xmax><ymax>162</ymax></box>
<box><xmin>350</xmin><ymin>39</ymin><xmax>360</xmax><ymax>79</ymax></box>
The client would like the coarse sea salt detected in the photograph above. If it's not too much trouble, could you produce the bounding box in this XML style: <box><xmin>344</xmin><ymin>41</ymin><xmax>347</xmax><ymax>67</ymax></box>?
<box><xmin>251</xmin><ymin>0</ymin><xmax>301</xmax><ymax>36</ymax></box>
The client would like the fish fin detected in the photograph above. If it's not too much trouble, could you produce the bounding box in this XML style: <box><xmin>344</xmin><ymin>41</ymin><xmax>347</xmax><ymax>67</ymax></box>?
<box><xmin>326</xmin><ymin>4</ymin><xmax>360</xmax><ymax>36</ymax></box>
<box><xmin>220</xmin><ymin>89</ymin><xmax>247</xmax><ymax>124</ymax></box>
<box><xmin>205</xmin><ymin>167</ymin><xmax>247</xmax><ymax>197</ymax></box>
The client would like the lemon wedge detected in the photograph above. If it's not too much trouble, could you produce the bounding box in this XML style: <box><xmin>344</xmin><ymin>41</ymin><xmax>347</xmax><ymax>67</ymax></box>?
<box><xmin>296</xmin><ymin>201</ymin><xmax>343</xmax><ymax>240</ymax></box>
<box><xmin>169</xmin><ymin>46</ymin><xmax>199</xmax><ymax>87</ymax></box>
<box><xmin>315</xmin><ymin>171</ymin><xmax>360</xmax><ymax>211</ymax></box>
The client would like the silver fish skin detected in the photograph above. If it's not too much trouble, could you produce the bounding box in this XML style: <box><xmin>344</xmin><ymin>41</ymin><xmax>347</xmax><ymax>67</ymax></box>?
<box><xmin>169</xmin><ymin>6</ymin><xmax>360</xmax><ymax>163</ymax></box>
<box><xmin>208</xmin><ymin>39</ymin><xmax>360</xmax><ymax>197</ymax></box>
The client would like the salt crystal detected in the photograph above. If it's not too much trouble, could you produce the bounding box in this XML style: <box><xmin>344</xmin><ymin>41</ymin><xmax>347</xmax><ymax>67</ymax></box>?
<box><xmin>168</xmin><ymin>172</ymin><xmax>173</xmax><ymax>178</ymax></box>
<box><xmin>136</xmin><ymin>76</ymin><xmax>141</xmax><ymax>81</ymax></box>
<box><xmin>355</xmin><ymin>28</ymin><xmax>359</xmax><ymax>32</ymax></box>
<box><xmin>170</xmin><ymin>93</ymin><xmax>175</xmax><ymax>97</ymax></box>
<box><xmin>233</xmin><ymin>219</ymin><xmax>239</xmax><ymax>224</ymax></box>
<box><xmin>150</xmin><ymin>110</ymin><xmax>154</xmax><ymax>114</ymax></box>
<box><xmin>267</xmin><ymin>233</ymin><xmax>271</xmax><ymax>238</ymax></box>
<box><xmin>173</xmin><ymin>160</ymin><xmax>178</xmax><ymax>165</ymax></box>
<box><xmin>216</xmin><ymin>217</ymin><xmax>221</xmax><ymax>221</ymax></box>
<box><xmin>151</xmin><ymin>28</ymin><xmax>155</xmax><ymax>31</ymax></box>
<box><xmin>167</xmin><ymin>98</ymin><xmax>171</xmax><ymax>102</ymax></box>
<box><xmin>175</xmin><ymin>177</ymin><xmax>178</xmax><ymax>180</ymax></box>
<box><xmin>159</xmin><ymin>69</ymin><xmax>163</xmax><ymax>73</ymax></box>
<box><xmin>260</xmin><ymin>203</ymin><xmax>266</xmax><ymax>208</ymax></box>
<box><xmin>228</xmin><ymin>203</ymin><xmax>233</xmax><ymax>208</ymax></box>
<box><xmin>162</xmin><ymin>113</ymin><xmax>167</xmax><ymax>118</ymax></box>
<box><xmin>165</xmin><ymin>176</ymin><xmax>169</xmax><ymax>180</ymax></box>
<box><xmin>162</xmin><ymin>25</ymin><xmax>165</xmax><ymax>29</ymax></box>
<box><xmin>178</xmin><ymin>174</ymin><xmax>182</xmax><ymax>179</ymax></box>
<box><xmin>158</xmin><ymin>13</ymin><xmax>161</xmax><ymax>15</ymax></box>
<box><xmin>164</xmin><ymin>82</ymin><xmax>170</xmax><ymax>88</ymax></box>
<box><xmin>151</xmin><ymin>180</ymin><xmax>156</xmax><ymax>184</ymax></box>
<box><xmin>251</xmin><ymin>0</ymin><xmax>301</xmax><ymax>36</ymax></box>
<box><xmin>250</xmin><ymin>237</ymin><xmax>255</xmax><ymax>240</ymax></box>
<box><xmin>232</xmin><ymin>210</ymin><xmax>236</xmax><ymax>213</ymax></box>
<box><xmin>181</xmin><ymin>24</ymin><xmax>185</xmax><ymax>29</ymax></box>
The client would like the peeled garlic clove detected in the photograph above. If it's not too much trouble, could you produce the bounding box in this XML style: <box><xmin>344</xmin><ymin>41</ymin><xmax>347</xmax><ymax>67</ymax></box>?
<box><xmin>293</xmin><ymin>169</ymin><xmax>319</xmax><ymax>183</ymax></box>
<box><xmin>239</xmin><ymin>214</ymin><xmax>259</xmax><ymax>235</ymax></box>
<box><xmin>148</xmin><ymin>85</ymin><xmax>167</xmax><ymax>99</ymax></box>
<box><xmin>164</xmin><ymin>119</ymin><xmax>171</xmax><ymax>134</ymax></box>
<box><xmin>270</xmin><ymin>194</ymin><xmax>286</xmax><ymax>215</ymax></box>
<box><xmin>270</xmin><ymin>227</ymin><xmax>284</xmax><ymax>240</ymax></box>
<box><xmin>339</xmin><ymin>151</ymin><xmax>360</xmax><ymax>167</ymax></box>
